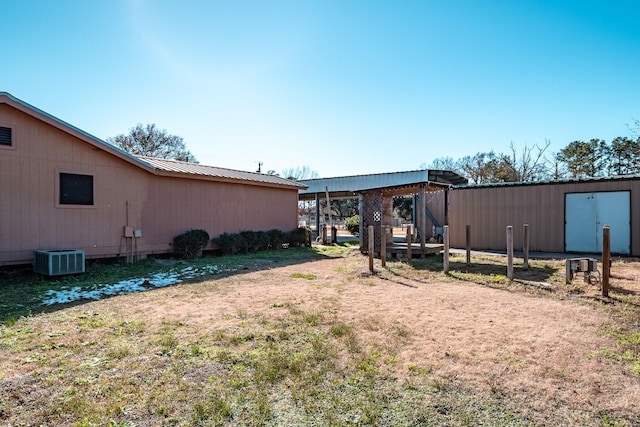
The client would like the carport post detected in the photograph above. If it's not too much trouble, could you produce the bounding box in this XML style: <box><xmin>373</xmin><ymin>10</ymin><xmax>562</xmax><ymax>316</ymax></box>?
<box><xmin>314</xmin><ymin>193</ymin><xmax>320</xmax><ymax>238</ymax></box>
<box><xmin>523</xmin><ymin>224</ymin><xmax>529</xmax><ymax>270</ymax></box>
<box><xmin>368</xmin><ymin>225</ymin><xmax>375</xmax><ymax>272</ymax></box>
<box><xmin>465</xmin><ymin>224</ymin><xmax>471</xmax><ymax>266</ymax></box>
<box><xmin>507</xmin><ymin>226</ymin><xmax>514</xmax><ymax>281</ymax></box>
<box><xmin>380</xmin><ymin>225</ymin><xmax>387</xmax><ymax>267</ymax></box>
<box><xmin>602</xmin><ymin>225</ymin><xmax>610</xmax><ymax>297</ymax></box>
<box><xmin>419</xmin><ymin>184</ymin><xmax>426</xmax><ymax>258</ymax></box>
<box><xmin>443</xmin><ymin>225</ymin><xmax>450</xmax><ymax>273</ymax></box>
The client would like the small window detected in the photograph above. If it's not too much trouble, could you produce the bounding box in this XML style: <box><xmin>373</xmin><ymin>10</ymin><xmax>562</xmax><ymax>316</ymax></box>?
<box><xmin>0</xmin><ymin>126</ymin><xmax>11</xmax><ymax>146</ymax></box>
<box><xmin>59</xmin><ymin>173</ymin><xmax>94</xmax><ymax>205</ymax></box>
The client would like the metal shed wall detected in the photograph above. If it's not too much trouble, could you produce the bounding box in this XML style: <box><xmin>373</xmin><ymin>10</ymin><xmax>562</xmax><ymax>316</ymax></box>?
<box><xmin>447</xmin><ymin>179</ymin><xmax>640</xmax><ymax>256</ymax></box>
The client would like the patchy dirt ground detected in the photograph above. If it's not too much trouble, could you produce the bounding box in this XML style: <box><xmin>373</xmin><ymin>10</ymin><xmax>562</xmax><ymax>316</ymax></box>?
<box><xmin>3</xmin><ymin>247</ymin><xmax>640</xmax><ymax>425</ymax></box>
<box><xmin>101</xmin><ymin>249</ymin><xmax>640</xmax><ymax>423</ymax></box>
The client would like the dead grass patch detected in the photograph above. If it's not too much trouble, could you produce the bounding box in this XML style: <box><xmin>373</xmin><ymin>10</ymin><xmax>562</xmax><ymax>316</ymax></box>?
<box><xmin>1</xmin><ymin>248</ymin><xmax>639</xmax><ymax>425</ymax></box>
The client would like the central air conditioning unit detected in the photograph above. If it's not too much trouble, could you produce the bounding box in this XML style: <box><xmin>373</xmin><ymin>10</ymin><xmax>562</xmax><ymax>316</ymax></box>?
<box><xmin>33</xmin><ymin>249</ymin><xmax>85</xmax><ymax>276</ymax></box>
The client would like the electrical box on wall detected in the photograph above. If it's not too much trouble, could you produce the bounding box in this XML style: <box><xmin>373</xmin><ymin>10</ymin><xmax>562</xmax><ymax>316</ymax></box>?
<box><xmin>134</xmin><ymin>229</ymin><xmax>142</xmax><ymax>238</ymax></box>
<box><xmin>124</xmin><ymin>226</ymin><xmax>134</xmax><ymax>237</ymax></box>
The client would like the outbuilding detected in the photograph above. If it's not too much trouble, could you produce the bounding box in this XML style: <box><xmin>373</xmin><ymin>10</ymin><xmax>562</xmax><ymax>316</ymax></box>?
<box><xmin>0</xmin><ymin>92</ymin><xmax>304</xmax><ymax>266</ymax></box>
<box><xmin>446</xmin><ymin>177</ymin><xmax>640</xmax><ymax>256</ymax></box>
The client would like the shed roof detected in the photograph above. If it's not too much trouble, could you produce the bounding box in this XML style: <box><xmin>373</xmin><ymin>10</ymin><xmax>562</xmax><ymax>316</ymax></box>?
<box><xmin>298</xmin><ymin>169</ymin><xmax>467</xmax><ymax>200</ymax></box>
<box><xmin>139</xmin><ymin>156</ymin><xmax>305</xmax><ymax>189</ymax></box>
<box><xmin>0</xmin><ymin>92</ymin><xmax>304</xmax><ymax>190</ymax></box>
<box><xmin>451</xmin><ymin>174</ymin><xmax>640</xmax><ymax>190</ymax></box>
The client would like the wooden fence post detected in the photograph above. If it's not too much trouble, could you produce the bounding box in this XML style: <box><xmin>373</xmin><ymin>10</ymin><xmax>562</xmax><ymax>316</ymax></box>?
<box><xmin>507</xmin><ymin>226</ymin><xmax>514</xmax><ymax>281</ymax></box>
<box><xmin>381</xmin><ymin>225</ymin><xmax>387</xmax><ymax>267</ymax></box>
<box><xmin>443</xmin><ymin>225</ymin><xmax>450</xmax><ymax>273</ymax></box>
<box><xmin>466</xmin><ymin>224</ymin><xmax>471</xmax><ymax>266</ymax></box>
<box><xmin>368</xmin><ymin>225</ymin><xmax>375</xmax><ymax>273</ymax></box>
<box><xmin>419</xmin><ymin>185</ymin><xmax>426</xmax><ymax>258</ymax></box>
<box><xmin>602</xmin><ymin>225</ymin><xmax>610</xmax><ymax>297</ymax></box>
<box><xmin>523</xmin><ymin>224</ymin><xmax>529</xmax><ymax>270</ymax></box>
<box><xmin>406</xmin><ymin>225</ymin><xmax>412</xmax><ymax>260</ymax></box>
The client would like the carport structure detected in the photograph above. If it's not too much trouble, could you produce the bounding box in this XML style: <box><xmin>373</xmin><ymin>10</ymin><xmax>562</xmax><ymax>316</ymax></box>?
<box><xmin>298</xmin><ymin>170</ymin><xmax>467</xmax><ymax>257</ymax></box>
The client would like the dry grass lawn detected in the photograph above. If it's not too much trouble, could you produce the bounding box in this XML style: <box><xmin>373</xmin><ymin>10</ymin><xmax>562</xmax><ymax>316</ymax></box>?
<box><xmin>1</xmin><ymin>247</ymin><xmax>640</xmax><ymax>426</ymax></box>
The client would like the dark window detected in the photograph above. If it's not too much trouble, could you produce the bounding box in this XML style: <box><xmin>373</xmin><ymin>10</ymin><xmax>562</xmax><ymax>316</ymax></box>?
<box><xmin>0</xmin><ymin>126</ymin><xmax>11</xmax><ymax>146</ymax></box>
<box><xmin>60</xmin><ymin>173</ymin><xmax>94</xmax><ymax>205</ymax></box>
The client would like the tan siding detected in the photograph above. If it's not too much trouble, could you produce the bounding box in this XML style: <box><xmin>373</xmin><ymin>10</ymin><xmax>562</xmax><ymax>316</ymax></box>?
<box><xmin>0</xmin><ymin>103</ymin><xmax>299</xmax><ymax>265</ymax></box>
<box><xmin>449</xmin><ymin>180</ymin><xmax>640</xmax><ymax>255</ymax></box>
<box><xmin>140</xmin><ymin>177</ymin><xmax>298</xmax><ymax>253</ymax></box>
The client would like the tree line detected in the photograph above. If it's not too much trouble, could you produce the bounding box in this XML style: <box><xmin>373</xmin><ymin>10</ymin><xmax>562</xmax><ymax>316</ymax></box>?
<box><xmin>427</xmin><ymin>119</ymin><xmax>640</xmax><ymax>184</ymax></box>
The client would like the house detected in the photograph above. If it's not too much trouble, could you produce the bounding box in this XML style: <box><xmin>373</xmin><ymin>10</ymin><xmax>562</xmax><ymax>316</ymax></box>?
<box><xmin>445</xmin><ymin>177</ymin><xmax>640</xmax><ymax>256</ymax></box>
<box><xmin>0</xmin><ymin>92</ymin><xmax>305</xmax><ymax>266</ymax></box>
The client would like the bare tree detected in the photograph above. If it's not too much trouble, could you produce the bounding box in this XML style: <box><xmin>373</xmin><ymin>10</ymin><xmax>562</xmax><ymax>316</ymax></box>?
<box><xmin>108</xmin><ymin>123</ymin><xmax>197</xmax><ymax>162</ymax></box>
<box><xmin>425</xmin><ymin>157</ymin><xmax>460</xmax><ymax>172</ymax></box>
<box><xmin>281</xmin><ymin>165</ymin><xmax>320</xmax><ymax>181</ymax></box>
<box><xmin>500</xmin><ymin>140</ymin><xmax>551</xmax><ymax>182</ymax></box>
<box><xmin>547</xmin><ymin>152</ymin><xmax>569</xmax><ymax>180</ymax></box>
<box><xmin>627</xmin><ymin>118</ymin><xmax>640</xmax><ymax>139</ymax></box>
<box><xmin>457</xmin><ymin>152</ymin><xmax>499</xmax><ymax>184</ymax></box>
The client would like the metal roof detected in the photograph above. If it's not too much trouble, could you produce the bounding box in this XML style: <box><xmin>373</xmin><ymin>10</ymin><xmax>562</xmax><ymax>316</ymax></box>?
<box><xmin>298</xmin><ymin>169</ymin><xmax>467</xmax><ymax>200</ymax></box>
<box><xmin>0</xmin><ymin>92</ymin><xmax>304</xmax><ymax>190</ymax></box>
<box><xmin>452</xmin><ymin>174</ymin><xmax>640</xmax><ymax>190</ymax></box>
<box><xmin>139</xmin><ymin>156</ymin><xmax>306</xmax><ymax>188</ymax></box>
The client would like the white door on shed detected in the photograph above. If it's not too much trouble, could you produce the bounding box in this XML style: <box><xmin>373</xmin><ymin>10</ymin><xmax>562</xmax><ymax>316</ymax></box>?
<box><xmin>565</xmin><ymin>191</ymin><xmax>630</xmax><ymax>254</ymax></box>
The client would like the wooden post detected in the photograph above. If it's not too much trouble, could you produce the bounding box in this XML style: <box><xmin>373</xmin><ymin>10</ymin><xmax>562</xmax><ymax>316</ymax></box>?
<box><xmin>602</xmin><ymin>225</ymin><xmax>610</xmax><ymax>297</ymax></box>
<box><xmin>443</xmin><ymin>225</ymin><xmax>450</xmax><ymax>273</ymax></box>
<box><xmin>406</xmin><ymin>225</ymin><xmax>412</xmax><ymax>260</ymax></box>
<box><xmin>321</xmin><ymin>224</ymin><xmax>327</xmax><ymax>244</ymax></box>
<box><xmin>380</xmin><ymin>225</ymin><xmax>387</xmax><ymax>267</ymax></box>
<box><xmin>368</xmin><ymin>225</ymin><xmax>375</xmax><ymax>272</ymax></box>
<box><xmin>314</xmin><ymin>193</ymin><xmax>320</xmax><ymax>239</ymax></box>
<box><xmin>507</xmin><ymin>226</ymin><xmax>514</xmax><ymax>281</ymax></box>
<box><xmin>325</xmin><ymin>186</ymin><xmax>332</xmax><ymax>227</ymax></box>
<box><xmin>331</xmin><ymin>225</ymin><xmax>337</xmax><ymax>244</ymax></box>
<box><xmin>465</xmin><ymin>224</ymin><xmax>471</xmax><ymax>266</ymax></box>
<box><xmin>419</xmin><ymin>185</ymin><xmax>426</xmax><ymax>258</ymax></box>
<box><xmin>523</xmin><ymin>224</ymin><xmax>529</xmax><ymax>270</ymax></box>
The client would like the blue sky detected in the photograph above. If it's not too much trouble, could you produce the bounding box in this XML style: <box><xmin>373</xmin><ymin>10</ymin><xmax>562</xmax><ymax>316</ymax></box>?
<box><xmin>2</xmin><ymin>0</ymin><xmax>639</xmax><ymax>177</ymax></box>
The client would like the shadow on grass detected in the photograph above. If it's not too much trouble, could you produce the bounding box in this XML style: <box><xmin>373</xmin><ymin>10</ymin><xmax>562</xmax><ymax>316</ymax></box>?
<box><xmin>0</xmin><ymin>246</ymin><xmax>347</xmax><ymax>324</ymax></box>
<box><xmin>381</xmin><ymin>254</ymin><xmax>561</xmax><ymax>294</ymax></box>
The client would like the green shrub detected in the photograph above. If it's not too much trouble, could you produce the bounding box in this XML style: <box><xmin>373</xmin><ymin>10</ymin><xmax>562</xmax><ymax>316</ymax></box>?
<box><xmin>213</xmin><ymin>228</ymin><xmax>311</xmax><ymax>255</ymax></box>
<box><xmin>266</xmin><ymin>229</ymin><xmax>286</xmax><ymax>249</ymax></box>
<box><xmin>213</xmin><ymin>232</ymin><xmax>243</xmax><ymax>255</ymax></box>
<box><xmin>344</xmin><ymin>215</ymin><xmax>360</xmax><ymax>236</ymax></box>
<box><xmin>173</xmin><ymin>229</ymin><xmax>210</xmax><ymax>259</ymax></box>
<box><xmin>288</xmin><ymin>227</ymin><xmax>311</xmax><ymax>247</ymax></box>
<box><xmin>238</xmin><ymin>230</ymin><xmax>257</xmax><ymax>253</ymax></box>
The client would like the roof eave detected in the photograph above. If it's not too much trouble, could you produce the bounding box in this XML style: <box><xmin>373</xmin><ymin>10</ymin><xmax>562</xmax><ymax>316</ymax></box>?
<box><xmin>154</xmin><ymin>169</ymin><xmax>307</xmax><ymax>190</ymax></box>
<box><xmin>0</xmin><ymin>92</ymin><xmax>157</xmax><ymax>174</ymax></box>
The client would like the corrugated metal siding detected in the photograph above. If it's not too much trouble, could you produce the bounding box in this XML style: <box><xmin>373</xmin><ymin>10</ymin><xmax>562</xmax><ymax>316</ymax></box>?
<box><xmin>300</xmin><ymin>170</ymin><xmax>433</xmax><ymax>195</ymax></box>
<box><xmin>447</xmin><ymin>180</ymin><xmax>640</xmax><ymax>255</ymax></box>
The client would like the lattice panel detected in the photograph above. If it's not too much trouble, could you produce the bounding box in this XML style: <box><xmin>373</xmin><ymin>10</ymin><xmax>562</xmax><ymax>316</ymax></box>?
<box><xmin>361</xmin><ymin>192</ymin><xmax>395</xmax><ymax>252</ymax></box>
